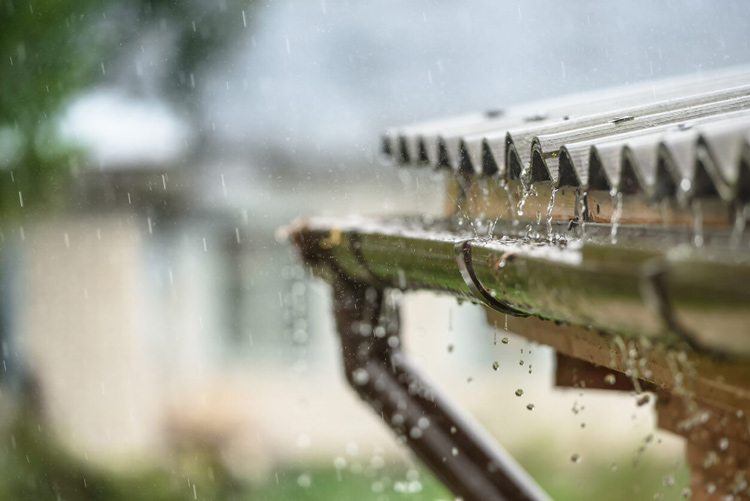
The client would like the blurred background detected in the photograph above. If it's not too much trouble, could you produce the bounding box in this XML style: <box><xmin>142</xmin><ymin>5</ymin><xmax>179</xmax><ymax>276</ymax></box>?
<box><xmin>1</xmin><ymin>1</ymin><xmax>750</xmax><ymax>499</ymax></box>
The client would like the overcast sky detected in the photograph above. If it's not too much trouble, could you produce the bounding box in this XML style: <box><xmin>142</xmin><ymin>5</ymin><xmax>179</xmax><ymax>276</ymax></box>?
<box><xmin>65</xmin><ymin>0</ymin><xmax>750</xmax><ymax>169</ymax></box>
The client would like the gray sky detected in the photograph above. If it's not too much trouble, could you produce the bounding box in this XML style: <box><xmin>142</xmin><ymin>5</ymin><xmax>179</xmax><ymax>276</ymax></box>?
<box><xmin>208</xmin><ymin>0</ymin><xmax>750</xmax><ymax>161</ymax></box>
<box><xmin>65</xmin><ymin>0</ymin><xmax>750</xmax><ymax>170</ymax></box>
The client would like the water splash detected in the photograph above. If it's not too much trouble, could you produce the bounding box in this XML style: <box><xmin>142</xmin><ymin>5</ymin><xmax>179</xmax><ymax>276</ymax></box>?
<box><xmin>487</xmin><ymin>216</ymin><xmax>499</xmax><ymax>240</ymax></box>
<box><xmin>516</xmin><ymin>190</ymin><xmax>530</xmax><ymax>216</ymax></box>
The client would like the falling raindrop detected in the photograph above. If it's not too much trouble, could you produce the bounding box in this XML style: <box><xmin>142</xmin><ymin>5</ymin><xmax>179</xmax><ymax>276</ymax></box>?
<box><xmin>297</xmin><ymin>473</ymin><xmax>311</xmax><ymax>488</ymax></box>
<box><xmin>515</xmin><ymin>389</ymin><xmax>524</xmax><ymax>397</ymax></box>
<box><xmin>526</xmin><ymin>403</ymin><xmax>534</xmax><ymax>411</ymax></box>
<box><xmin>352</xmin><ymin>368</ymin><xmax>369</xmax><ymax>386</ymax></box>
<box><xmin>692</xmin><ymin>199</ymin><xmax>704</xmax><ymax>247</ymax></box>
<box><xmin>502</xmin><ymin>337</ymin><xmax>509</xmax><ymax>345</ymax></box>
<box><xmin>297</xmin><ymin>434</ymin><xmax>311</xmax><ymax>449</ymax></box>
<box><xmin>492</xmin><ymin>361</ymin><xmax>499</xmax><ymax>371</ymax></box>
<box><xmin>610</xmin><ymin>191</ymin><xmax>623</xmax><ymax>244</ymax></box>
<box><xmin>545</xmin><ymin>187</ymin><xmax>558</xmax><ymax>239</ymax></box>
<box><xmin>570</xmin><ymin>453</ymin><xmax>580</xmax><ymax>463</ymax></box>
<box><xmin>333</xmin><ymin>456</ymin><xmax>347</xmax><ymax>470</ymax></box>
<box><xmin>604</xmin><ymin>374</ymin><xmax>617</xmax><ymax>385</ymax></box>
<box><xmin>718</xmin><ymin>437</ymin><xmax>729</xmax><ymax>451</ymax></box>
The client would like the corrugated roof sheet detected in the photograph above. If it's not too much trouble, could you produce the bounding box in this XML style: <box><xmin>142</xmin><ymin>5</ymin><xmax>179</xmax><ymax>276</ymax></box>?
<box><xmin>383</xmin><ymin>66</ymin><xmax>750</xmax><ymax>208</ymax></box>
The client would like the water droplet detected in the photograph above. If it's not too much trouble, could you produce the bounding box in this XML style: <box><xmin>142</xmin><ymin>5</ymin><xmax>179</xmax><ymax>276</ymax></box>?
<box><xmin>297</xmin><ymin>434</ymin><xmax>311</xmax><ymax>449</ymax></box>
<box><xmin>393</xmin><ymin>480</ymin><xmax>422</xmax><ymax>493</ymax></box>
<box><xmin>450</xmin><ymin>426</ymin><xmax>457</xmax><ymax>434</ymax></box>
<box><xmin>637</xmin><ymin>394</ymin><xmax>651</xmax><ymax>407</ymax></box>
<box><xmin>611</xmin><ymin>463</ymin><xmax>618</xmax><ymax>472</ymax></box>
<box><xmin>346</xmin><ymin>442</ymin><xmax>359</xmax><ymax>456</ymax></box>
<box><xmin>604</xmin><ymin>374</ymin><xmax>616</xmax><ymax>385</ymax></box>
<box><xmin>297</xmin><ymin>473</ymin><xmax>311</xmax><ymax>488</ymax></box>
<box><xmin>681</xmin><ymin>487</ymin><xmax>692</xmax><ymax>498</ymax></box>
<box><xmin>492</xmin><ymin>361</ymin><xmax>499</xmax><ymax>371</ymax></box>
<box><xmin>451</xmin><ymin>447</ymin><xmax>458</xmax><ymax>456</ymax></box>
<box><xmin>519</xmin><ymin>360</ymin><xmax>524</xmax><ymax>366</ymax></box>
<box><xmin>718</xmin><ymin>437</ymin><xmax>729</xmax><ymax>451</ymax></box>
<box><xmin>502</xmin><ymin>337</ymin><xmax>509</xmax><ymax>344</ymax></box>
<box><xmin>526</xmin><ymin>404</ymin><xmax>535</xmax><ymax>411</ymax></box>
<box><xmin>447</xmin><ymin>344</ymin><xmax>454</xmax><ymax>353</ymax></box>
<box><xmin>570</xmin><ymin>453</ymin><xmax>581</xmax><ymax>463</ymax></box>
<box><xmin>515</xmin><ymin>389</ymin><xmax>524</xmax><ymax>397</ymax></box>
<box><xmin>352</xmin><ymin>368</ymin><xmax>369</xmax><ymax>386</ymax></box>
<box><xmin>692</xmin><ymin>199</ymin><xmax>704</xmax><ymax>247</ymax></box>
<box><xmin>663</xmin><ymin>475</ymin><xmax>675</xmax><ymax>487</ymax></box>
<box><xmin>611</xmin><ymin>191</ymin><xmax>623</xmax><ymax>244</ymax></box>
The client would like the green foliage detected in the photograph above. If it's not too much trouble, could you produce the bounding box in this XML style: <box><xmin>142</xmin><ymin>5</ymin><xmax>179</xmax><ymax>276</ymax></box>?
<box><xmin>0</xmin><ymin>406</ymin><xmax>253</xmax><ymax>501</ymax></box>
<box><xmin>0</xmin><ymin>0</ymin><xmax>257</xmax><ymax>218</ymax></box>
<box><xmin>0</xmin><ymin>0</ymin><xmax>103</xmax><ymax>216</ymax></box>
<box><xmin>0</xmin><ymin>402</ymin><xmax>692</xmax><ymax>501</ymax></box>
<box><xmin>225</xmin><ymin>465</ymin><xmax>453</xmax><ymax>501</ymax></box>
<box><xmin>511</xmin><ymin>439</ymin><xmax>691</xmax><ymax>501</ymax></box>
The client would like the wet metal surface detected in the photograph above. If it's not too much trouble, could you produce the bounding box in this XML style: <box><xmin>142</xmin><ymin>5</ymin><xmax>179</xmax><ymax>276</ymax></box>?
<box><xmin>286</xmin><ymin>67</ymin><xmax>750</xmax><ymax>501</ymax></box>
<box><xmin>383</xmin><ymin>67</ymin><xmax>750</xmax><ymax>212</ymax></box>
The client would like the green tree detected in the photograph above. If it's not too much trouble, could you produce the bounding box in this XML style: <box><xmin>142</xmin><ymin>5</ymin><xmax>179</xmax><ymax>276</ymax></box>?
<box><xmin>0</xmin><ymin>0</ymin><xmax>257</xmax><ymax>217</ymax></box>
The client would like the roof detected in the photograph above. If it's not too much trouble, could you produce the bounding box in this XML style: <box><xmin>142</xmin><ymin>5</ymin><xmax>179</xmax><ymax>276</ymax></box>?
<box><xmin>382</xmin><ymin>66</ymin><xmax>750</xmax><ymax>207</ymax></box>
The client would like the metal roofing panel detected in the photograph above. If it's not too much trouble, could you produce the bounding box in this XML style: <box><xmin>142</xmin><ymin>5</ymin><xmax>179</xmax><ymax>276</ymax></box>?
<box><xmin>383</xmin><ymin>67</ymin><xmax>750</xmax><ymax>208</ymax></box>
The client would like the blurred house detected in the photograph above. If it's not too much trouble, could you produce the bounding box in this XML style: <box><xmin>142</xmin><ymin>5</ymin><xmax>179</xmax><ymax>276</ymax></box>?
<box><xmin>0</xmin><ymin>152</ymin><xmax>450</xmax><ymax>478</ymax></box>
<box><xmin>1</xmin><ymin>164</ymin><xmax>258</xmax><ymax>467</ymax></box>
